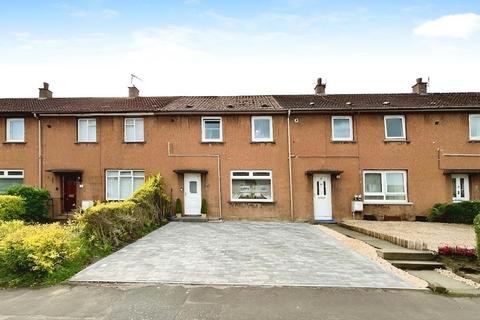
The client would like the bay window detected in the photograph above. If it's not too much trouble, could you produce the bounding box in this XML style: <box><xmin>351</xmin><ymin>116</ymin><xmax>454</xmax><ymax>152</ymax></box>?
<box><xmin>106</xmin><ymin>170</ymin><xmax>145</xmax><ymax>200</ymax></box>
<box><xmin>363</xmin><ymin>170</ymin><xmax>407</xmax><ymax>203</ymax></box>
<box><xmin>231</xmin><ymin>170</ymin><xmax>273</xmax><ymax>202</ymax></box>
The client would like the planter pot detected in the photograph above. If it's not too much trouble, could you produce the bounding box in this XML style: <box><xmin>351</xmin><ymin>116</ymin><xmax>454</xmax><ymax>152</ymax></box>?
<box><xmin>176</xmin><ymin>213</ymin><xmax>182</xmax><ymax>219</ymax></box>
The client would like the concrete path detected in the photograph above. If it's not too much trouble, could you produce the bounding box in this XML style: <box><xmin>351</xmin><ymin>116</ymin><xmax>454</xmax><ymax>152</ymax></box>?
<box><xmin>0</xmin><ymin>284</ymin><xmax>479</xmax><ymax>320</ymax></box>
<box><xmin>71</xmin><ymin>221</ymin><xmax>411</xmax><ymax>288</ymax></box>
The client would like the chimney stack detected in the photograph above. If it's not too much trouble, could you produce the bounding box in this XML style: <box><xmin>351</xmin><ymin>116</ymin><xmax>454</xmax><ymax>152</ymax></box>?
<box><xmin>128</xmin><ymin>85</ymin><xmax>139</xmax><ymax>98</ymax></box>
<box><xmin>314</xmin><ymin>78</ymin><xmax>326</xmax><ymax>95</ymax></box>
<box><xmin>39</xmin><ymin>82</ymin><xmax>52</xmax><ymax>99</ymax></box>
<box><xmin>412</xmin><ymin>77</ymin><xmax>428</xmax><ymax>94</ymax></box>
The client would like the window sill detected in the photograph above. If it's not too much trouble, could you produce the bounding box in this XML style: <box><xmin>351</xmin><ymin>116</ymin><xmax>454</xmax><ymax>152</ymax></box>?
<box><xmin>250</xmin><ymin>141</ymin><xmax>275</xmax><ymax>144</ymax></box>
<box><xmin>364</xmin><ymin>202</ymin><xmax>414</xmax><ymax>206</ymax></box>
<box><xmin>75</xmin><ymin>142</ymin><xmax>98</xmax><ymax>144</ymax></box>
<box><xmin>384</xmin><ymin>139</ymin><xmax>410</xmax><ymax>144</ymax></box>
<box><xmin>201</xmin><ymin>141</ymin><xmax>224</xmax><ymax>144</ymax></box>
<box><xmin>123</xmin><ymin>141</ymin><xmax>146</xmax><ymax>144</ymax></box>
<box><xmin>330</xmin><ymin>140</ymin><xmax>356</xmax><ymax>144</ymax></box>
<box><xmin>468</xmin><ymin>140</ymin><xmax>480</xmax><ymax>143</ymax></box>
<box><xmin>228</xmin><ymin>201</ymin><xmax>275</xmax><ymax>204</ymax></box>
<box><xmin>3</xmin><ymin>141</ymin><xmax>26</xmax><ymax>144</ymax></box>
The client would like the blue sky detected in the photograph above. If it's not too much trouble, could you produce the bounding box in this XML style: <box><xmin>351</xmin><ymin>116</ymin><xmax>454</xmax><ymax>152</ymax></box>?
<box><xmin>1</xmin><ymin>0</ymin><xmax>479</xmax><ymax>97</ymax></box>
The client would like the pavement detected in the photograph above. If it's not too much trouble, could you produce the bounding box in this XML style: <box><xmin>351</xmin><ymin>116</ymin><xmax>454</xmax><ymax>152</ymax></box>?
<box><xmin>71</xmin><ymin>221</ymin><xmax>411</xmax><ymax>288</ymax></box>
<box><xmin>0</xmin><ymin>284</ymin><xmax>479</xmax><ymax>320</ymax></box>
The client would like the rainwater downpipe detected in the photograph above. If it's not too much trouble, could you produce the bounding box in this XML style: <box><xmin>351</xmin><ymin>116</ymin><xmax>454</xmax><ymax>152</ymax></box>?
<box><xmin>287</xmin><ymin>110</ymin><xmax>294</xmax><ymax>221</ymax></box>
<box><xmin>167</xmin><ymin>142</ymin><xmax>222</xmax><ymax>220</ymax></box>
<box><xmin>33</xmin><ymin>113</ymin><xmax>42</xmax><ymax>188</ymax></box>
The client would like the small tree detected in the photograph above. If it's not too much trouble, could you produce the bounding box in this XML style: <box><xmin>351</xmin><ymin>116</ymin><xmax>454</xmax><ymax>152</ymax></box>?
<box><xmin>201</xmin><ymin>198</ymin><xmax>208</xmax><ymax>215</ymax></box>
<box><xmin>175</xmin><ymin>198</ymin><xmax>183</xmax><ymax>214</ymax></box>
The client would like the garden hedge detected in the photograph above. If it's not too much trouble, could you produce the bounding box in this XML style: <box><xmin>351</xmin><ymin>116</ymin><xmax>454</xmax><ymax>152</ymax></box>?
<box><xmin>474</xmin><ymin>214</ymin><xmax>480</xmax><ymax>259</ymax></box>
<box><xmin>6</xmin><ymin>185</ymin><xmax>50</xmax><ymax>222</ymax></box>
<box><xmin>428</xmin><ymin>201</ymin><xmax>480</xmax><ymax>224</ymax></box>
<box><xmin>0</xmin><ymin>195</ymin><xmax>26</xmax><ymax>221</ymax></box>
<box><xmin>76</xmin><ymin>174</ymin><xmax>170</xmax><ymax>250</ymax></box>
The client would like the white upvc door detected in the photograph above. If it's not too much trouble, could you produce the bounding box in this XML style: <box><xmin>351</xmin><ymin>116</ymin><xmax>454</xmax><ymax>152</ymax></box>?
<box><xmin>313</xmin><ymin>174</ymin><xmax>333</xmax><ymax>221</ymax></box>
<box><xmin>452</xmin><ymin>174</ymin><xmax>470</xmax><ymax>202</ymax></box>
<box><xmin>184</xmin><ymin>173</ymin><xmax>202</xmax><ymax>215</ymax></box>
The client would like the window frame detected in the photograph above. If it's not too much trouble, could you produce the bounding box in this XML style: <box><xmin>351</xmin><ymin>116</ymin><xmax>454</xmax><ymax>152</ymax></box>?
<box><xmin>363</xmin><ymin>170</ymin><xmax>408</xmax><ymax>204</ymax></box>
<box><xmin>124</xmin><ymin>118</ymin><xmax>145</xmax><ymax>143</ymax></box>
<box><xmin>469</xmin><ymin>114</ymin><xmax>480</xmax><ymax>141</ymax></box>
<box><xmin>6</xmin><ymin>118</ymin><xmax>25</xmax><ymax>142</ymax></box>
<box><xmin>331</xmin><ymin>116</ymin><xmax>353</xmax><ymax>141</ymax></box>
<box><xmin>0</xmin><ymin>169</ymin><xmax>24</xmax><ymax>194</ymax></box>
<box><xmin>230</xmin><ymin>170</ymin><xmax>273</xmax><ymax>203</ymax></box>
<box><xmin>201</xmin><ymin>116</ymin><xmax>223</xmax><ymax>142</ymax></box>
<box><xmin>251</xmin><ymin>116</ymin><xmax>273</xmax><ymax>142</ymax></box>
<box><xmin>77</xmin><ymin>118</ymin><xmax>97</xmax><ymax>143</ymax></box>
<box><xmin>105</xmin><ymin>169</ymin><xmax>145</xmax><ymax>201</ymax></box>
<box><xmin>384</xmin><ymin>115</ymin><xmax>406</xmax><ymax>140</ymax></box>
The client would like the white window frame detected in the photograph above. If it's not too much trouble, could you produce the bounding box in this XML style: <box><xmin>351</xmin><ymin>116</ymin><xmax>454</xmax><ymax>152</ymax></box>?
<box><xmin>201</xmin><ymin>116</ymin><xmax>223</xmax><ymax>142</ymax></box>
<box><xmin>363</xmin><ymin>170</ymin><xmax>408</xmax><ymax>204</ymax></box>
<box><xmin>384</xmin><ymin>115</ymin><xmax>406</xmax><ymax>140</ymax></box>
<box><xmin>331</xmin><ymin>116</ymin><xmax>353</xmax><ymax>141</ymax></box>
<box><xmin>6</xmin><ymin>118</ymin><xmax>25</xmax><ymax>142</ymax></box>
<box><xmin>230</xmin><ymin>170</ymin><xmax>273</xmax><ymax>203</ymax></box>
<box><xmin>251</xmin><ymin>116</ymin><xmax>273</xmax><ymax>142</ymax></box>
<box><xmin>124</xmin><ymin>118</ymin><xmax>144</xmax><ymax>142</ymax></box>
<box><xmin>469</xmin><ymin>114</ymin><xmax>480</xmax><ymax>141</ymax></box>
<box><xmin>105</xmin><ymin>170</ymin><xmax>145</xmax><ymax>201</ymax></box>
<box><xmin>0</xmin><ymin>170</ymin><xmax>24</xmax><ymax>194</ymax></box>
<box><xmin>77</xmin><ymin>118</ymin><xmax>97</xmax><ymax>143</ymax></box>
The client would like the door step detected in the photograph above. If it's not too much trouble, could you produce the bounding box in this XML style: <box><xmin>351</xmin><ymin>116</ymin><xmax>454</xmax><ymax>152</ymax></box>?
<box><xmin>175</xmin><ymin>216</ymin><xmax>208</xmax><ymax>222</ymax></box>
<box><xmin>377</xmin><ymin>249</ymin><xmax>437</xmax><ymax>261</ymax></box>
<box><xmin>388</xmin><ymin>260</ymin><xmax>444</xmax><ymax>270</ymax></box>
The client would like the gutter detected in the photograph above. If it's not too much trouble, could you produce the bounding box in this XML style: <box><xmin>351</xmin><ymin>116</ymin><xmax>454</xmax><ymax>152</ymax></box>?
<box><xmin>167</xmin><ymin>142</ymin><xmax>222</xmax><ymax>220</ymax></box>
<box><xmin>287</xmin><ymin>110</ymin><xmax>294</xmax><ymax>221</ymax></box>
<box><xmin>33</xmin><ymin>113</ymin><xmax>42</xmax><ymax>188</ymax></box>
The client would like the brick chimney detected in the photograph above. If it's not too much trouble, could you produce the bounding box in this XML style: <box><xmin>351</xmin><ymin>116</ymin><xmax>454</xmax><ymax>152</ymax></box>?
<box><xmin>314</xmin><ymin>78</ymin><xmax>326</xmax><ymax>95</ymax></box>
<box><xmin>39</xmin><ymin>82</ymin><xmax>52</xmax><ymax>99</ymax></box>
<box><xmin>128</xmin><ymin>86</ymin><xmax>139</xmax><ymax>98</ymax></box>
<box><xmin>412</xmin><ymin>77</ymin><xmax>427</xmax><ymax>94</ymax></box>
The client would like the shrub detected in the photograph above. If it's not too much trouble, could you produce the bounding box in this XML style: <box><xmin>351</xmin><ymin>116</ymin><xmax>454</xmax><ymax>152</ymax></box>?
<box><xmin>0</xmin><ymin>195</ymin><xmax>26</xmax><ymax>221</ymax></box>
<box><xmin>0</xmin><ymin>222</ymin><xmax>81</xmax><ymax>282</ymax></box>
<box><xmin>0</xmin><ymin>220</ymin><xmax>25</xmax><ymax>240</ymax></box>
<box><xmin>201</xmin><ymin>198</ymin><xmax>207</xmax><ymax>215</ymax></box>
<box><xmin>175</xmin><ymin>198</ymin><xmax>182</xmax><ymax>214</ymax></box>
<box><xmin>427</xmin><ymin>201</ymin><xmax>480</xmax><ymax>224</ymax></box>
<box><xmin>474</xmin><ymin>214</ymin><xmax>480</xmax><ymax>259</ymax></box>
<box><xmin>76</xmin><ymin>174</ymin><xmax>170</xmax><ymax>250</ymax></box>
<box><xmin>6</xmin><ymin>185</ymin><xmax>50</xmax><ymax>222</ymax></box>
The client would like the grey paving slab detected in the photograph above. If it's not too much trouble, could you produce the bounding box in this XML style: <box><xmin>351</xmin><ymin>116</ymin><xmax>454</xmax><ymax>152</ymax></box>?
<box><xmin>71</xmin><ymin>221</ymin><xmax>412</xmax><ymax>288</ymax></box>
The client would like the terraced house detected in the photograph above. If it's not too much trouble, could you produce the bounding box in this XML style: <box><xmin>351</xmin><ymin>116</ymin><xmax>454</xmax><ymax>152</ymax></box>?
<box><xmin>1</xmin><ymin>79</ymin><xmax>480</xmax><ymax>221</ymax></box>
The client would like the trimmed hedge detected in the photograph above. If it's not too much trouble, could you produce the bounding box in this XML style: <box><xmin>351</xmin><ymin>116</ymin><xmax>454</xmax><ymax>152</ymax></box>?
<box><xmin>0</xmin><ymin>195</ymin><xmax>26</xmax><ymax>221</ymax></box>
<box><xmin>428</xmin><ymin>201</ymin><xmax>480</xmax><ymax>224</ymax></box>
<box><xmin>6</xmin><ymin>185</ymin><xmax>50</xmax><ymax>222</ymax></box>
<box><xmin>0</xmin><ymin>221</ymin><xmax>81</xmax><ymax>282</ymax></box>
<box><xmin>76</xmin><ymin>174</ymin><xmax>170</xmax><ymax>250</ymax></box>
<box><xmin>474</xmin><ymin>215</ymin><xmax>480</xmax><ymax>258</ymax></box>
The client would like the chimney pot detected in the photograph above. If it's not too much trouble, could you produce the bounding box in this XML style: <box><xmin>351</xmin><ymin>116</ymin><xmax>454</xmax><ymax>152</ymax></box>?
<box><xmin>128</xmin><ymin>85</ymin><xmax>139</xmax><ymax>98</ymax></box>
<box><xmin>314</xmin><ymin>77</ymin><xmax>326</xmax><ymax>95</ymax></box>
<box><xmin>39</xmin><ymin>82</ymin><xmax>52</xmax><ymax>99</ymax></box>
<box><xmin>412</xmin><ymin>77</ymin><xmax>428</xmax><ymax>94</ymax></box>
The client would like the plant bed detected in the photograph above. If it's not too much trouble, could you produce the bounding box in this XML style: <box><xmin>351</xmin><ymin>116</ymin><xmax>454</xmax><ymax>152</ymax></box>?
<box><xmin>438</xmin><ymin>256</ymin><xmax>480</xmax><ymax>284</ymax></box>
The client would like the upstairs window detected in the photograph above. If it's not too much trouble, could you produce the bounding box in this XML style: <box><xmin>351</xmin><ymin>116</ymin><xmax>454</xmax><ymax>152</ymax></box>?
<box><xmin>231</xmin><ymin>170</ymin><xmax>273</xmax><ymax>202</ymax></box>
<box><xmin>469</xmin><ymin>114</ymin><xmax>480</xmax><ymax>140</ymax></box>
<box><xmin>332</xmin><ymin>116</ymin><xmax>353</xmax><ymax>141</ymax></box>
<box><xmin>106</xmin><ymin>170</ymin><xmax>145</xmax><ymax>200</ymax></box>
<box><xmin>0</xmin><ymin>170</ymin><xmax>24</xmax><ymax>194</ymax></box>
<box><xmin>124</xmin><ymin>118</ymin><xmax>144</xmax><ymax>142</ymax></box>
<box><xmin>77</xmin><ymin>118</ymin><xmax>97</xmax><ymax>143</ymax></box>
<box><xmin>384</xmin><ymin>115</ymin><xmax>406</xmax><ymax>140</ymax></box>
<box><xmin>6</xmin><ymin>118</ymin><xmax>25</xmax><ymax>142</ymax></box>
<box><xmin>363</xmin><ymin>170</ymin><xmax>407</xmax><ymax>203</ymax></box>
<box><xmin>251</xmin><ymin>116</ymin><xmax>273</xmax><ymax>142</ymax></box>
<box><xmin>201</xmin><ymin>117</ymin><xmax>222</xmax><ymax>142</ymax></box>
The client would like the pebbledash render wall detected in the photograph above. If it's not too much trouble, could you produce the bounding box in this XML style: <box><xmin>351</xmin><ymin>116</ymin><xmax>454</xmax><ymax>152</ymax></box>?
<box><xmin>1</xmin><ymin>85</ymin><xmax>480</xmax><ymax>221</ymax></box>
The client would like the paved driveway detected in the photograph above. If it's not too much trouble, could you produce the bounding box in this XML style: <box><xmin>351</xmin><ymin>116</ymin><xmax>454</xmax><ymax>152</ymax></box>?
<box><xmin>71</xmin><ymin>222</ymin><xmax>411</xmax><ymax>288</ymax></box>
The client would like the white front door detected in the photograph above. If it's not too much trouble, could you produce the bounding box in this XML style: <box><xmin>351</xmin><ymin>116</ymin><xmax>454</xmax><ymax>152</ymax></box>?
<box><xmin>313</xmin><ymin>174</ymin><xmax>333</xmax><ymax>220</ymax></box>
<box><xmin>452</xmin><ymin>174</ymin><xmax>469</xmax><ymax>202</ymax></box>
<box><xmin>184</xmin><ymin>173</ymin><xmax>202</xmax><ymax>215</ymax></box>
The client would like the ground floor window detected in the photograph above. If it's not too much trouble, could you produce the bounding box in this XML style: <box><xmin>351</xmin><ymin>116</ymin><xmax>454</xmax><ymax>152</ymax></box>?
<box><xmin>230</xmin><ymin>170</ymin><xmax>273</xmax><ymax>202</ymax></box>
<box><xmin>363</xmin><ymin>170</ymin><xmax>407</xmax><ymax>203</ymax></box>
<box><xmin>0</xmin><ymin>170</ymin><xmax>24</xmax><ymax>194</ymax></box>
<box><xmin>106</xmin><ymin>170</ymin><xmax>145</xmax><ymax>200</ymax></box>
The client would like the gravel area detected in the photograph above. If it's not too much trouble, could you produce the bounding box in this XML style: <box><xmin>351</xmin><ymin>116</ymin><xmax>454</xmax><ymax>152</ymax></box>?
<box><xmin>315</xmin><ymin>225</ymin><xmax>428</xmax><ymax>288</ymax></box>
<box><xmin>341</xmin><ymin>220</ymin><xmax>476</xmax><ymax>251</ymax></box>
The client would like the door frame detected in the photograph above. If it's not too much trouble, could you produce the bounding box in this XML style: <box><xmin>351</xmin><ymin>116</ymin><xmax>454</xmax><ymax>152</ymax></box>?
<box><xmin>312</xmin><ymin>173</ymin><xmax>333</xmax><ymax>221</ymax></box>
<box><xmin>183</xmin><ymin>173</ymin><xmax>202</xmax><ymax>215</ymax></box>
<box><xmin>451</xmin><ymin>174</ymin><xmax>470</xmax><ymax>202</ymax></box>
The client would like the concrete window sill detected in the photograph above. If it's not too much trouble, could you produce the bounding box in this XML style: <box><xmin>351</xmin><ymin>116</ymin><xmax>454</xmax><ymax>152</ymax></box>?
<box><xmin>123</xmin><ymin>141</ymin><xmax>146</xmax><ymax>144</ymax></box>
<box><xmin>330</xmin><ymin>140</ymin><xmax>356</xmax><ymax>144</ymax></box>
<box><xmin>228</xmin><ymin>201</ymin><xmax>276</xmax><ymax>205</ymax></box>
<box><xmin>383</xmin><ymin>139</ymin><xmax>410</xmax><ymax>144</ymax></box>
<box><xmin>201</xmin><ymin>141</ymin><xmax>224</xmax><ymax>144</ymax></box>
<box><xmin>3</xmin><ymin>141</ymin><xmax>26</xmax><ymax>144</ymax></box>
<box><xmin>250</xmin><ymin>141</ymin><xmax>276</xmax><ymax>145</ymax></box>
<box><xmin>364</xmin><ymin>202</ymin><xmax>414</xmax><ymax>206</ymax></box>
<box><xmin>468</xmin><ymin>140</ymin><xmax>480</xmax><ymax>143</ymax></box>
<box><xmin>75</xmin><ymin>142</ymin><xmax>98</xmax><ymax>144</ymax></box>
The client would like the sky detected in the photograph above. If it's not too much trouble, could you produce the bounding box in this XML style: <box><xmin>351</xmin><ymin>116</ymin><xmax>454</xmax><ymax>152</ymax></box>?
<box><xmin>0</xmin><ymin>0</ymin><xmax>479</xmax><ymax>97</ymax></box>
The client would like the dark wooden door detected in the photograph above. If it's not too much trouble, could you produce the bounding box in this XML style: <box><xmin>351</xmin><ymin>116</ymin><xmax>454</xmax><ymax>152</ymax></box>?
<box><xmin>63</xmin><ymin>175</ymin><xmax>77</xmax><ymax>212</ymax></box>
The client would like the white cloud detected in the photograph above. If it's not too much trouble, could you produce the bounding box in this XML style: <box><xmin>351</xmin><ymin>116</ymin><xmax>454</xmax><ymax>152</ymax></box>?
<box><xmin>414</xmin><ymin>13</ymin><xmax>480</xmax><ymax>39</ymax></box>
